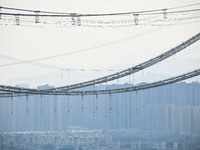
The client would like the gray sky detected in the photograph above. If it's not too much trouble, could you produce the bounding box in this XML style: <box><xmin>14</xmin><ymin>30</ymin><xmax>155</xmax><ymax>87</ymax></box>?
<box><xmin>0</xmin><ymin>0</ymin><xmax>200</xmax><ymax>88</ymax></box>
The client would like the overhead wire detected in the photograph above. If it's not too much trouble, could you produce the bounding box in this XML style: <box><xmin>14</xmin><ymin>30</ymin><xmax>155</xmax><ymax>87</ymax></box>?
<box><xmin>0</xmin><ymin>27</ymin><xmax>164</xmax><ymax>68</ymax></box>
<box><xmin>1</xmin><ymin>3</ymin><xmax>200</xmax><ymax>16</ymax></box>
<box><xmin>0</xmin><ymin>4</ymin><xmax>199</xmax><ymax>28</ymax></box>
<box><xmin>0</xmin><ymin>54</ymin><xmax>65</xmax><ymax>70</ymax></box>
<box><xmin>0</xmin><ymin>9</ymin><xmax>200</xmax><ymax>17</ymax></box>
<box><xmin>1</xmin><ymin>3</ymin><xmax>200</xmax><ymax>31</ymax></box>
<box><xmin>1</xmin><ymin>11</ymin><xmax>200</xmax><ymax>28</ymax></box>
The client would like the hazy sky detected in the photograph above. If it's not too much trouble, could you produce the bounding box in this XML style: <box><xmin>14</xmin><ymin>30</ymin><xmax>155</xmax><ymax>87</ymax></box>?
<box><xmin>0</xmin><ymin>0</ymin><xmax>200</xmax><ymax>88</ymax></box>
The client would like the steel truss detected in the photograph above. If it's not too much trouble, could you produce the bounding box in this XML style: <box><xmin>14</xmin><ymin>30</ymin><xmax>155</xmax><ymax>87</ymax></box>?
<box><xmin>0</xmin><ymin>69</ymin><xmax>199</xmax><ymax>98</ymax></box>
<box><xmin>0</xmin><ymin>32</ymin><xmax>199</xmax><ymax>95</ymax></box>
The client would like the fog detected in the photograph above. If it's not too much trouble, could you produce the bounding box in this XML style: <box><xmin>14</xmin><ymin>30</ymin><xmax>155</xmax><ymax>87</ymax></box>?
<box><xmin>0</xmin><ymin>0</ymin><xmax>200</xmax><ymax>149</ymax></box>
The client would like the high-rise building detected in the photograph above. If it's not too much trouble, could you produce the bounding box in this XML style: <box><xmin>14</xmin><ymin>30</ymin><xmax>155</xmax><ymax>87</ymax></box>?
<box><xmin>172</xmin><ymin>106</ymin><xmax>181</xmax><ymax>132</ymax></box>
<box><xmin>192</xmin><ymin>106</ymin><xmax>200</xmax><ymax>134</ymax></box>
<box><xmin>0</xmin><ymin>82</ymin><xmax>199</xmax><ymax>132</ymax></box>
<box><xmin>181</xmin><ymin>106</ymin><xmax>192</xmax><ymax>134</ymax></box>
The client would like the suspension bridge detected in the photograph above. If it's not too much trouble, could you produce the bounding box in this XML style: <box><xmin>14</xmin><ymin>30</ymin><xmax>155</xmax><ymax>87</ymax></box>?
<box><xmin>0</xmin><ymin>31</ymin><xmax>200</xmax><ymax>98</ymax></box>
<box><xmin>0</xmin><ymin>4</ymin><xmax>200</xmax><ymax>118</ymax></box>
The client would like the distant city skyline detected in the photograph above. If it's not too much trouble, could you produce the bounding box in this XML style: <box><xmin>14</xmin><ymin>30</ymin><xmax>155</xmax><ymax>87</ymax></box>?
<box><xmin>0</xmin><ymin>82</ymin><xmax>199</xmax><ymax>133</ymax></box>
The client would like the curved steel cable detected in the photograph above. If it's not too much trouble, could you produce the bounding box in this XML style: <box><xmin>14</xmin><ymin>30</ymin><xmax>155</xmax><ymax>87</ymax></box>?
<box><xmin>46</xmin><ymin>32</ymin><xmax>200</xmax><ymax>91</ymax></box>
<box><xmin>0</xmin><ymin>69</ymin><xmax>199</xmax><ymax>97</ymax></box>
<box><xmin>0</xmin><ymin>32</ymin><xmax>200</xmax><ymax>94</ymax></box>
<box><xmin>1</xmin><ymin>9</ymin><xmax>200</xmax><ymax>17</ymax></box>
<box><xmin>1</xmin><ymin>3</ymin><xmax>200</xmax><ymax>16</ymax></box>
